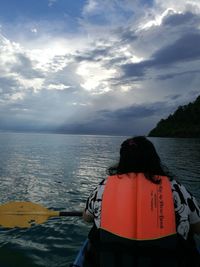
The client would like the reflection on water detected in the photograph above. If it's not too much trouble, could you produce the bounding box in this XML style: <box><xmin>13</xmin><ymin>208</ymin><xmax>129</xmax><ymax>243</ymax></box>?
<box><xmin>0</xmin><ymin>133</ymin><xmax>199</xmax><ymax>266</ymax></box>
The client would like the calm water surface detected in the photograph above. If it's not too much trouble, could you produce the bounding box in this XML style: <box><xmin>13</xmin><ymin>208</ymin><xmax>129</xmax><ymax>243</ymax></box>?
<box><xmin>0</xmin><ymin>133</ymin><xmax>199</xmax><ymax>267</ymax></box>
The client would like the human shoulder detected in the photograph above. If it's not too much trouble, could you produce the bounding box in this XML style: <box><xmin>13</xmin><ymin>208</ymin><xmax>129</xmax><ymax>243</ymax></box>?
<box><xmin>170</xmin><ymin>179</ymin><xmax>200</xmax><ymax>221</ymax></box>
<box><xmin>170</xmin><ymin>179</ymin><xmax>193</xmax><ymax>198</ymax></box>
<box><xmin>87</xmin><ymin>178</ymin><xmax>107</xmax><ymax>202</ymax></box>
<box><xmin>95</xmin><ymin>178</ymin><xmax>107</xmax><ymax>197</ymax></box>
<box><xmin>99</xmin><ymin>178</ymin><xmax>107</xmax><ymax>186</ymax></box>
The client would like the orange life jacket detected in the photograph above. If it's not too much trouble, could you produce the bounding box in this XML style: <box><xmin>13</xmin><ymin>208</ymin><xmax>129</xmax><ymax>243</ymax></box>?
<box><xmin>100</xmin><ymin>172</ymin><xmax>176</xmax><ymax>240</ymax></box>
<box><xmin>86</xmin><ymin>173</ymin><xmax>199</xmax><ymax>267</ymax></box>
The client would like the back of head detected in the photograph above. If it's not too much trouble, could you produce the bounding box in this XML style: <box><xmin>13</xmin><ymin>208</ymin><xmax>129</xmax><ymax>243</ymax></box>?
<box><xmin>109</xmin><ymin>136</ymin><xmax>166</xmax><ymax>183</ymax></box>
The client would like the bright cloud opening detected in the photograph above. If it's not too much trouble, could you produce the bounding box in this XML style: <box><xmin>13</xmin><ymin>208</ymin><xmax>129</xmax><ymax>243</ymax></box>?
<box><xmin>77</xmin><ymin>62</ymin><xmax>116</xmax><ymax>92</ymax></box>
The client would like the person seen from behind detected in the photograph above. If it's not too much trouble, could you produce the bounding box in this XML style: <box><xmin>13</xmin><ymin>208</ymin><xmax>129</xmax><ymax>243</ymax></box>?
<box><xmin>83</xmin><ymin>136</ymin><xmax>200</xmax><ymax>267</ymax></box>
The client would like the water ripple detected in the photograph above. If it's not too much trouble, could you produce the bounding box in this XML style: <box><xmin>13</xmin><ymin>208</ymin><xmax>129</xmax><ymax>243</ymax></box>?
<box><xmin>0</xmin><ymin>133</ymin><xmax>199</xmax><ymax>266</ymax></box>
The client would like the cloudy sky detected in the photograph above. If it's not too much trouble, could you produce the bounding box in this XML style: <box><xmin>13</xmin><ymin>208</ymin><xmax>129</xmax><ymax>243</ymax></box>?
<box><xmin>0</xmin><ymin>0</ymin><xmax>200</xmax><ymax>135</ymax></box>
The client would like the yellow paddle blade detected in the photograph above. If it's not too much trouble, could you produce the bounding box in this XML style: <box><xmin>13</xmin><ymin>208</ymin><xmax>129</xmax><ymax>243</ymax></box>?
<box><xmin>0</xmin><ymin>201</ymin><xmax>59</xmax><ymax>228</ymax></box>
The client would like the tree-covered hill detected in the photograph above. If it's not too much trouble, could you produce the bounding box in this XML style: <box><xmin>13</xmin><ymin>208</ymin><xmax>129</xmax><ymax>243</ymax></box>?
<box><xmin>148</xmin><ymin>95</ymin><xmax>200</xmax><ymax>138</ymax></box>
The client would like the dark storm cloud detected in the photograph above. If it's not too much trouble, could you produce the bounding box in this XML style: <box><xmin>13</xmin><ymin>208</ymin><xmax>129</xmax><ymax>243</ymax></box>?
<box><xmin>121</xmin><ymin>61</ymin><xmax>148</xmax><ymax>80</ymax></box>
<box><xmin>120</xmin><ymin>32</ymin><xmax>200</xmax><ymax>80</ymax></box>
<box><xmin>57</xmin><ymin>101</ymin><xmax>173</xmax><ymax>135</ymax></box>
<box><xmin>157</xmin><ymin>69</ymin><xmax>200</xmax><ymax>80</ymax></box>
<box><xmin>152</xmin><ymin>33</ymin><xmax>200</xmax><ymax>66</ymax></box>
<box><xmin>98</xmin><ymin>101</ymin><xmax>170</xmax><ymax>120</ymax></box>
<box><xmin>163</xmin><ymin>11</ymin><xmax>200</xmax><ymax>26</ymax></box>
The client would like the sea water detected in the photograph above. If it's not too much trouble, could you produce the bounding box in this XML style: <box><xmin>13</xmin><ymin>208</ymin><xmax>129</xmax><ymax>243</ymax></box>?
<box><xmin>0</xmin><ymin>132</ymin><xmax>199</xmax><ymax>267</ymax></box>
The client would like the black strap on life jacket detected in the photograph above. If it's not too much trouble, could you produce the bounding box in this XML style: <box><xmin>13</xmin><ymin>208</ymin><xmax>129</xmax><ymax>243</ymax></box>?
<box><xmin>86</xmin><ymin>225</ymin><xmax>200</xmax><ymax>267</ymax></box>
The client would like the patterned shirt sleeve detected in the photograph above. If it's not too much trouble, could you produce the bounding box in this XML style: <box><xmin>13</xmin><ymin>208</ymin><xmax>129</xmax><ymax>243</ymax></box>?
<box><xmin>85</xmin><ymin>185</ymin><xmax>98</xmax><ymax>216</ymax></box>
<box><xmin>85</xmin><ymin>179</ymin><xmax>106</xmax><ymax>227</ymax></box>
<box><xmin>171</xmin><ymin>180</ymin><xmax>200</xmax><ymax>239</ymax></box>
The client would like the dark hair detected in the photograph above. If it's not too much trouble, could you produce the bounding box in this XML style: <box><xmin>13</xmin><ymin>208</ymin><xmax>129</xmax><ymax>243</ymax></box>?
<box><xmin>108</xmin><ymin>136</ymin><xmax>170</xmax><ymax>183</ymax></box>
